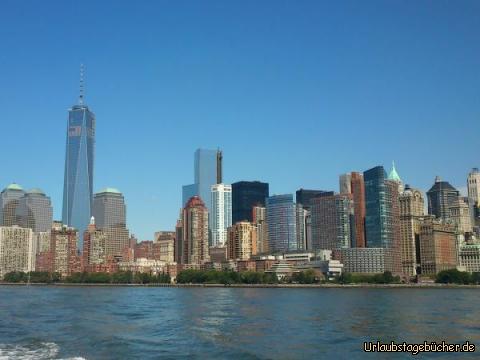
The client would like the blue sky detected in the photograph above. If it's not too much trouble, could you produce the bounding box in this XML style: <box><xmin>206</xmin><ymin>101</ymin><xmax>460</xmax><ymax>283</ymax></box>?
<box><xmin>0</xmin><ymin>1</ymin><xmax>479</xmax><ymax>240</ymax></box>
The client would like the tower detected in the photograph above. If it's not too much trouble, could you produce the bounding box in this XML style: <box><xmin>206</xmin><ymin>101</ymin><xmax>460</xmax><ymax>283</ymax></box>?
<box><xmin>62</xmin><ymin>65</ymin><xmax>95</xmax><ymax>249</ymax></box>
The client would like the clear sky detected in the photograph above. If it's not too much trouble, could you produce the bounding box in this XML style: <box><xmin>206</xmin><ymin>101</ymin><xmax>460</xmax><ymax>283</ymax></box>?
<box><xmin>0</xmin><ymin>1</ymin><xmax>479</xmax><ymax>240</ymax></box>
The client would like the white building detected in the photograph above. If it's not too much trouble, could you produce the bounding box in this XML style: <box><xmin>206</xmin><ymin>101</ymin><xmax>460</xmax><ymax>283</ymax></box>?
<box><xmin>211</xmin><ymin>183</ymin><xmax>232</xmax><ymax>247</ymax></box>
<box><xmin>458</xmin><ymin>243</ymin><xmax>480</xmax><ymax>273</ymax></box>
<box><xmin>467</xmin><ymin>168</ymin><xmax>480</xmax><ymax>206</ymax></box>
<box><xmin>0</xmin><ymin>226</ymin><xmax>35</xmax><ymax>277</ymax></box>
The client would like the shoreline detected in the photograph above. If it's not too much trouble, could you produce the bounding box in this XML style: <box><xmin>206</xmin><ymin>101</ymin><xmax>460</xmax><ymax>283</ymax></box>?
<box><xmin>1</xmin><ymin>282</ymin><xmax>480</xmax><ymax>289</ymax></box>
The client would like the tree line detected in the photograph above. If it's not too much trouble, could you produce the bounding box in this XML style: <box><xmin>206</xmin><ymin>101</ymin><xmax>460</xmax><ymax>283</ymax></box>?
<box><xmin>2</xmin><ymin>271</ymin><xmax>171</xmax><ymax>284</ymax></box>
<box><xmin>435</xmin><ymin>269</ymin><xmax>480</xmax><ymax>284</ymax></box>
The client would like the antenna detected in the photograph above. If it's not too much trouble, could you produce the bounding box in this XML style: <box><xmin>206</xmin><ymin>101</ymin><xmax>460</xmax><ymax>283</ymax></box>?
<box><xmin>79</xmin><ymin>64</ymin><xmax>85</xmax><ymax>105</ymax></box>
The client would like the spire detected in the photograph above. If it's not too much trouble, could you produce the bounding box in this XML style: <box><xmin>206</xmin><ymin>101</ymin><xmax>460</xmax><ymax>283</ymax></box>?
<box><xmin>90</xmin><ymin>216</ymin><xmax>95</xmax><ymax>225</ymax></box>
<box><xmin>388</xmin><ymin>161</ymin><xmax>402</xmax><ymax>182</ymax></box>
<box><xmin>79</xmin><ymin>64</ymin><xmax>85</xmax><ymax>105</ymax></box>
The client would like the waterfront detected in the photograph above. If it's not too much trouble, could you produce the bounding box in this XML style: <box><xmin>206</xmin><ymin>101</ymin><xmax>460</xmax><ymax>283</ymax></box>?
<box><xmin>0</xmin><ymin>287</ymin><xmax>479</xmax><ymax>359</ymax></box>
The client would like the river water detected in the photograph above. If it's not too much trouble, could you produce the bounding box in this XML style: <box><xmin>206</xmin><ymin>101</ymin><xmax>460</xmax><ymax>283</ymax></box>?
<box><xmin>0</xmin><ymin>286</ymin><xmax>479</xmax><ymax>359</ymax></box>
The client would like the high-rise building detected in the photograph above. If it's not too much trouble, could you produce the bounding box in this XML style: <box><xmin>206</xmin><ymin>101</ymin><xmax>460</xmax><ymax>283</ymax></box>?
<box><xmin>232</xmin><ymin>181</ymin><xmax>269</xmax><ymax>223</ymax></box>
<box><xmin>295</xmin><ymin>189</ymin><xmax>333</xmax><ymax>210</ymax></box>
<box><xmin>252</xmin><ymin>206</ymin><xmax>269</xmax><ymax>254</ymax></box>
<box><xmin>364</xmin><ymin>166</ymin><xmax>389</xmax><ymax>248</ymax></box>
<box><xmin>339</xmin><ymin>172</ymin><xmax>366</xmax><ymax>248</ymax></box>
<box><xmin>310</xmin><ymin>193</ymin><xmax>353</xmax><ymax>250</ymax></box>
<box><xmin>0</xmin><ymin>183</ymin><xmax>25</xmax><ymax>227</ymax></box>
<box><xmin>426</xmin><ymin>177</ymin><xmax>459</xmax><ymax>221</ymax></box>
<box><xmin>399</xmin><ymin>185</ymin><xmax>425</xmax><ymax>277</ymax></box>
<box><xmin>467</xmin><ymin>168</ymin><xmax>480</xmax><ymax>206</ymax></box>
<box><xmin>295</xmin><ymin>204</ymin><xmax>308</xmax><ymax>251</ymax></box>
<box><xmin>266</xmin><ymin>194</ymin><xmax>297</xmax><ymax>253</ymax></box>
<box><xmin>92</xmin><ymin>188</ymin><xmax>129</xmax><ymax>258</ymax></box>
<box><xmin>17</xmin><ymin>188</ymin><xmax>53</xmax><ymax>233</ymax></box>
<box><xmin>83</xmin><ymin>216</ymin><xmax>106</xmax><ymax>267</ymax></box>
<box><xmin>182</xmin><ymin>196</ymin><xmax>210</xmax><ymax>265</ymax></box>
<box><xmin>419</xmin><ymin>217</ymin><xmax>457</xmax><ymax>275</ymax></box>
<box><xmin>182</xmin><ymin>149</ymin><xmax>222</xmax><ymax>212</ymax></box>
<box><xmin>0</xmin><ymin>226</ymin><xmax>35</xmax><ymax>278</ymax></box>
<box><xmin>387</xmin><ymin>161</ymin><xmax>404</xmax><ymax>193</ymax></box>
<box><xmin>339</xmin><ymin>174</ymin><xmax>352</xmax><ymax>195</ymax></box>
<box><xmin>51</xmin><ymin>224</ymin><xmax>81</xmax><ymax>277</ymax></box>
<box><xmin>62</xmin><ymin>66</ymin><xmax>95</xmax><ymax>248</ymax></box>
<box><xmin>211</xmin><ymin>184</ymin><xmax>232</xmax><ymax>247</ymax></box>
<box><xmin>450</xmin><ymin>196</ymin><xmax>472</xmax><ymax>234</ymax></box>
<box><xmin>175</xmin><ymin>218</ymin><xmax>183</xmax><ymax>264</ymax></box>
<box><xmin>227</xmin><ymin>221</ymin><xmax>257</xmax><ymax>261</ymax></box>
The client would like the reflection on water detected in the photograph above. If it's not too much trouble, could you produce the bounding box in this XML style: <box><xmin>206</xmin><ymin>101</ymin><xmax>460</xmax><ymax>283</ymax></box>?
<box><xmin>0</xmin><ymin>287</ymin><xmax>479</xmax><ymax>359</ymax></box>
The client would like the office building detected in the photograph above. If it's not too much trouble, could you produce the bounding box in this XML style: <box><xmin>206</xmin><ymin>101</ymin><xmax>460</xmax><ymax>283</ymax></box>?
<box><xmin>467</xmin><ymin>168</ymin><xmax>480</xmax><ymax>206</ymax></box>
<box><xmin>339</xmin><ymin>172</ymin><xmax>366</xmax><ymax>248</ymax></box>
<box><xmin>0</xmin><ymin>226</ymin><xmax>35</xmax><ymax>278</ymax></box>
<box><xmin>232</xmin><ymin>181</ymin><xmax>269</xmax><ymax>223</ymax></box>
<box><xmin>227</xmin><ymin>221</ymin><xmax>257</xmax><ymax>261</ymax></box>
<box><xmin>51</xmin><ymin>224</ymin><xmax>81</xmax><ymax>277</ymax></box>
<box><xmin>426</xmin><ymin>177</ymin><xmax>460</xmax><ymax>221</ymax></box>
<box><xmin>388</xmin><ymin>161</ymin><xmax>404</xmax><ymax>193</ymax></box>
<box><xmin>0</xmin><ymin>183</ymin><xmax>25</xmax><ymax>227</ymax></box>
<box><xmin>83</xmin><ymin>216</ymin><xmax>106</xmax><ymax>267</ymax></box>
<box><xmin>17</xmin><ymin>188</ymin><xmax>53</xmax><ymax>233</ymax></box>
<box><xmin>175</xmin><ymin>218</ymin><xmax>183</xmax><ymax>264</ymax></box>
<box><xmin>253</xmin><ymin>206</ymin><xmax>269</xmax><ymax>254</ymax></box>
<box><xmin>92</xmin><ymin>188</ymin><xmax>130</xmax><ymax>258</ymax></box>
<box><xmin>418</xmin><ymin>217</ymin><xmax>457</xmax><ymax>275</ymax></box>
<box><xmin>450</xmin><ymin>197</ymin><xmax>473</xmax><ymax>234</ymax></box>
<box><xmin>337</xmin><ymin>247</ymin><xmax>396</xmax><ymax>274</ymax></box>
<box><xmin>399</xmin><ymin>186</ymin><xmax>425</xmax><ymax>277</ymax></box>
<box><xmin>295</xmin><ymin>204</ymin><xmax>308</xmax><ymax>251</ymax></box>
<box><xmin>62</xmin><ymin>66</ymin><xmax>95</xmax><ymax>247</ymax></box>
<box><xmin>458</xmin><ymin>242</ymin><xmax>480</xmax><ymax>273</ymax></box>
<box><xmin>266</xmin><ymin>194</ymin><xmax>297</xmax><ymax>253</ymax></box>
<box><xmin>296</xmin><ymin>189</ymin><xmax>333</xmax><ymax>210</ymax></box>
<box><xmin>310</xmin><ymin>193</ymin><xmax>353</xmax><ymax>250</ymax></box>
<box><xmin>182</xmin><ymin>196</ymin><xmax>210</xmax><ymax>265</ymax></box>
<box><xmin>211</xmin><ymin>184</ymin><xmax>232</xmax><ymax>247</ymax></box>
<box><xmin>182</xmin><ymin>148</ymin><xmax>222</xmax><ymax>212</ymax></box>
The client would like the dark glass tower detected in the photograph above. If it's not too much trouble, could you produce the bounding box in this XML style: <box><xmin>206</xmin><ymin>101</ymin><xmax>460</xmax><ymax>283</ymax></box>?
<box><xmin>232</xmin><ymin>181</ymin><xmax>269</xmax><ymax>223</ymax></box>
<box><xmin>426</xmin><ymin>176</ymin><xmax>459</xmax><ymax>220</ymax></box>
<box><xmin>62</xmin><ymin>65</ymin><xmax>95</xmax><ymax>250</ymax></box>
<box><xmin>364</xmin><ymin>166</ymin><xmax>388</xmax><ymax>248</ymax></box>
<box><xmin>295</xmin><ymin>189</ymin><xmax>333</xmax><ymax>210</ymax></box>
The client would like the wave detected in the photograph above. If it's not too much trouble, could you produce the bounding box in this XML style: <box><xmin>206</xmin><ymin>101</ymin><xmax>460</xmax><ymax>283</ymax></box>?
<box><xmin>0</xmin><ymin>342</ymin><xmax>85</xmax><ymax>360</ymax></box>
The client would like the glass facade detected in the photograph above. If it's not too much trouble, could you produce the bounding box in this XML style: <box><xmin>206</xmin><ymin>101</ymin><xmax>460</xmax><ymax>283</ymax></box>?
<box><xmin>232</xmin><ymin>181</ymin><xmax>269</xmax><ymax>223</ymax></box>
<box><xmin>62</xmin><ymin>104</ymin><xmax>95</xmax><ymax>250</ymax></box>
<box><xmin>266</xmin><ymin>194</ymin><xmax>297</xmax><ymax>253</ymax></box>
<box><xmin>211</xmin><ymin>184</ymin><xmax>232</xmax><ymax>247</ymax></box>
<box><xmin>364</xmin><ymin>166</ymin><xmax>388</xmax><ymax>248</ymax></box>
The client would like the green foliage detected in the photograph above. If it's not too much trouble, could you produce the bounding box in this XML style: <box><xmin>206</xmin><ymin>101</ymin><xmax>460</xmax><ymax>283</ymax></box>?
<box><xmin>435</xmin><ymin>269</ymin><xmax>480</xmax><ymax>284</ymax></box>
<box><xmin>176</xmin><ymin>269</ymin><xmax>280</xmax><ymax>284</ymax></box>
<box><xmin>336</xmin><ymin>271</ymin><xmax>401</xmax><ymax>284</ymax></box>
<box><xmin>290</xmin><ymin>269</ymin><xmax>318</xmax><ymax>284</ymax></box>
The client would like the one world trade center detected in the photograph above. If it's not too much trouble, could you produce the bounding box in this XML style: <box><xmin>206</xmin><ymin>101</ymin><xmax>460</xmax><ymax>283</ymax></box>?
<box><xmin>62</xmin><ymin>65</ymin><xmax>95</xmax><ymax>250</ymax></box>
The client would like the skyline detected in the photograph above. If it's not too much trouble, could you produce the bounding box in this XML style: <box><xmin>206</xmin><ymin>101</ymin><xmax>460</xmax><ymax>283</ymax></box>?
<box><xmin>1</xmin><ymin>1</ymin><xmax>479</xmax><ymax>239</ymax></box>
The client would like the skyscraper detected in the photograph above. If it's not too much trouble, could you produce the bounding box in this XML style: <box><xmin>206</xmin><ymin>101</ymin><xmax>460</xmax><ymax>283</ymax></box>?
<box><xmin>399</xmin><ymin>185</ymin><xmax>425</xmax><ymax>276</ymax></box>
<box><xmin>92</xmin><ymin>188</ymin><xmax>129</xmax><ymax>258</ymax></box>
<box><xmin>310</xmin><ymin>193</ymin><xmax>353</xmax><ymax>250</ymax></box>
<box><xmin>182</xmin><ymin>196</ymin><xmax>210</xmax><ymax>265</ymax></box>
<box><xmin>467</xmin><ymin>168</ymin><xmax>480</xmax><ymax>205</ymax></box>
<box><xmin>364</xmin><ymin>166</ymin><xmax>389</xmax><ymax>248</ymax></box>
<box><xmin>0</xmin><ymin>226</ymin><xmax>35</xmax><ymax>278</ymax></box>
<box><xmin>426</xmin><ymin>176</ymin><xmax>459</xmax><ymax>220</ymax></box>
<box><xmin>232</xmin><ymin>181</ymin><xmax>269</xmax><ymax>223</ymax></box>
<box><xmin>295</xmin><ymin>189</ymin><xmax>333</xmax><ymax>210</ymax></box>
<box><xmin>182</xmin><ymin>149</ymin><xmax>222</xmax><ymax>212</ymax></box>
<box><xmin>211</xmin><ymin>184</ymin><xmax>232</xmax><ymax>247</ymax></box>
<box><xmin>339</xmin><ymin>172</ymin><xmax>366</xmax><ymax>247</ymax></box>
<box><xmin>17</xmin><ymin>189</ymin><xmax>53</xmax><ymax>233</ymax></box>
<box><xmin>253</xmin><ymin>206</ymin><xmax>269</xmax><ymax>254</ymax></box>
<box><xmin>0</xmin><ymin>183</ymin><xmax>25</xmax><ymax>227</ymax></box>
<box><xmin>266</xmin><ymin>194</ymin><xmax>297</xmax><ymax>253</ymax></box>
<box><xmin>227</xmin><ymin>221</ymin><xmax>257</xmax><ymax>261</ymax></box>
<box><xmin>387</xmin><ymin>161</ymin><xmax>404</xmax><ymax>193</ymax></box>
<box><xmin>62</xmin><ymin>65</ymin><xmax>95</xmax><ymax>248</ymax></box>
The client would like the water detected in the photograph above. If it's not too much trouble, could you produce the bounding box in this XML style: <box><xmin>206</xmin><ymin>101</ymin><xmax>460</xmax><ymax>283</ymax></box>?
<box><xmin>0</xmin><ymin>286</ymin><xmax>479</xmax><ymax>359</ymax></box>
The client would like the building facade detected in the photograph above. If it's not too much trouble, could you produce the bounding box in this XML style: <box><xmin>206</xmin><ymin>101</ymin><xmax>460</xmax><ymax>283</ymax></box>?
<box><xmin>399</xmin><ymin>186</ymin><xmax>425</xmax><ymax>277</ymax></box>
<box><xmin>92</xmin><ymin>188</ymin><xmax>129</xmax><ymax>258</ymax></box>
<box><xmin>419</xmin><ymin>218</ymin><xmax>457</xmax><ymax>275</ymax></box>
<box><xmin>17</xmin><ymin>188</ymin><xmax>53</xmax><ymax>233</ymax></box>
<box><xmin>211</xmin><ymin>183</ymin><xmax>232</xmax><ymax>247</ymax></box>
<box><xmin>227</xmin><ymin>221</ymin><xmax>257</xmax><ymax>261</ymax></box>
<box><xmin>266</xmin><ymin>194</ymin><xmax>297</xmax><ymax>253</ymax></box>
<box><xmin>426</xmin><ymin>177</ymin><xmax>460</xmax><ymax>221</ymax></box>
<box><xmin>232</xmin><ymin>181</ymin><xmax>269</xmax><ymax>223</ymax></box>
<box><xmin>62</xmin><ymin>82</ymin><xmax>95</xmax><ymax>248</ymax></box>
<box><xmin>83</xmin><ymin>217</ymin><xmax>106</xmax><ymax>267</ymax></box>
<box><xmin>51</xmin><ymin>225</ymin><xmax>80</xmax><ymax>277</ymax></box>
<box><xmin>310</xmin><ymin>193</ymin><xmax>353</xmax><ymax>251</ymax></box>
<box><xmin>0</xmin><ymin>183</ymin><xmax>25</xmax><ymax>227</ymax></box>
<box><xmin>295</xmin><ymin>189</ymin><xmax>333</xmax><ymax>210</ymax></box>
<box><xmin>253</xmin><ymin>206</ymin><xmax>269</xmax><ymax>254</ymax></box>
<box><xmin>0</xmin><ymin>226</ymin><xmax>35</xmax><ymax>278</ymax></box>
<box><xmin>182</xmin><ymin>196</ymin><xmax>210</xmax><ymax>265</ymax></box>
